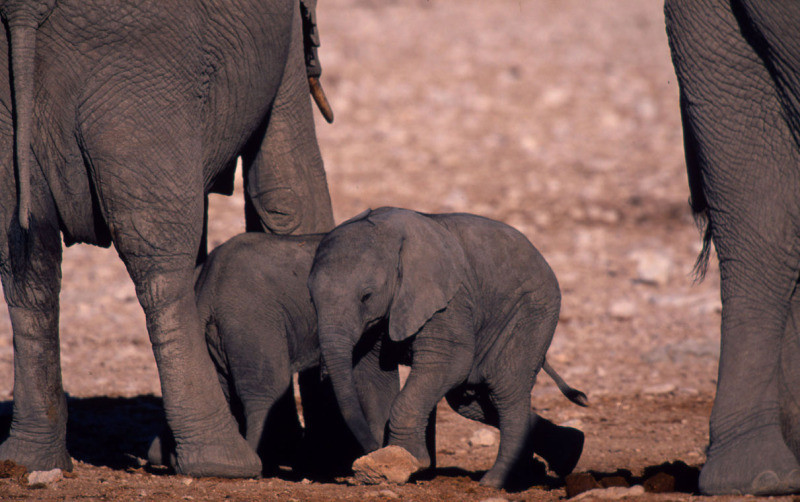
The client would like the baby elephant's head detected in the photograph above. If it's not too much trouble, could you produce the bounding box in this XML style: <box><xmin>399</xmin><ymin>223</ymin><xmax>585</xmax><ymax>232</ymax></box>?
<box><xmin>307</xmin><ymin>207</ymin><xmax>468</xmax><ymax>452</ymax></box>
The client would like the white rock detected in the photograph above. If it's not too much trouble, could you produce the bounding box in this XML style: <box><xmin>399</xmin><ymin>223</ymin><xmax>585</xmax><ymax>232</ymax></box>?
<box><xmin>609</xmin><ymin>300</ymin><xmax>636</xmax><ymax>320</ymax></box>
<box><xmin>642</xmin><ymin>383</ymin><xmax>676</xmax><ymax>395</ymax></box>
<box><xmin>27</xmin><ymin>468</ymin><xmax>63</xmax><ymax>486</ymax></box>
<box><xmin>378</xmin><ymin>489</ymin><xmax>400</xmax><ymax>499</ymax></box>
<box><xmin>631</xmin><ymin>250</ymin><xmax>672</xmax><ymax>286</ymax></box>
<box><xmin>573</xmin><ymin>485</ymin><xmax>645</xmax><ymax>500</ymax></box>
<box><xmin>468</xmin><ymin>428</ymin><xmax>498</xmax><ymax>447</ymax></box>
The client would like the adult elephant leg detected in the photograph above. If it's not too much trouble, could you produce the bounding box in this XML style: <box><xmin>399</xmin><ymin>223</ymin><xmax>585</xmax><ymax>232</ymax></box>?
<box><xmin>0</xmin><ymin>192</ymin><xmax>71</xmax><ymax>471</ymax></box>
<box><xmin>667</xmin><ymin>0</ymin><xmax>800</xmax><ymax>494</ymax></box>
<box><xmin>780</xmin><ymin>289</ymin><xmax>800</xmax><ymax>457</ymax></box>
<box><xmin>242</xmin><ymin>0</ymin><xmax>333</xmax><ymax>236</ymax></box>
<box><xmin>86</xmin><ymin>127</ymin><xmax>260</xmax><ymax>477</ymax></box>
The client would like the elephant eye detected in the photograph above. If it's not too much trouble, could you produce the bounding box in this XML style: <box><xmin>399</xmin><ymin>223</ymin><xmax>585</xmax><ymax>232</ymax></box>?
<box><xmin>360</xmin><ymin>292</ymin><xmax>372</xmax><ymax>303</ymax></box>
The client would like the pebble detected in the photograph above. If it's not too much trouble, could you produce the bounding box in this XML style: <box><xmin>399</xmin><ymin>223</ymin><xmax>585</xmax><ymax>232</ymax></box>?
<box><xmin>468</xmin><ymin>428</ymin><xmax>498</xmax><ymax>447</ymax></box>
<box><xmin>642</xmin><ymin>383</ymin><xmax>676</xmax><ymax>395</ymax></box>
<box><xmin>608</xmin><ymin>300</ymin><xmax>636</xmax><ymax>320</ymax></box>
<box><xmin>631</xmin><ymin>249</ymin><xmax>672</xmax><ymax>286</ymax></box>
<box><xmin>565</xmin><ymin>472</ymin><xmax>600</xmax><ymax>498</ymax></box>
<box><xmin>378</xmin><ymin>489</ymin><xmax>400</xmax><ymax>499</ymax></box>
<box><xmin>573</xmin><ymin>485</ymin><xmax>645</xmax><ymax>500</ymax></box>
<box><xmin>643</xmin><ymin>472</ymin><xmax>675</xmax><ymax>493</ymax></box>
<box><xmin>479</xmin><ymin>498</ymin><xmax>509</xmax><ymax>502</ymax></box>
<box><xmin>27</xmin><ymin>468</ymin><xmax>63</xmax><ymax>486</ymax></box>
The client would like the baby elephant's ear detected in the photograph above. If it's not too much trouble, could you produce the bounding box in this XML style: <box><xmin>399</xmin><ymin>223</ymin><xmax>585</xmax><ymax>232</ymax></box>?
<box><xmin>388</xmin><ymin>214</ymin><xmax>468</xmax><ymax>342</ymax></box>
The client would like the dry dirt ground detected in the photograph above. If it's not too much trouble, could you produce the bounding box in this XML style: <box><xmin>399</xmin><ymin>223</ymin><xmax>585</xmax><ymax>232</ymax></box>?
<box><xmin>0</xmin><ymin>0</ymin><xmax>763</xmax><ymax>500</ymax></box>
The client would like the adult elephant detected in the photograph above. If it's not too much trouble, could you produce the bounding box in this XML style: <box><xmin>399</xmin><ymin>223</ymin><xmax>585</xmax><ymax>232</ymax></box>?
<box><xmin>665</xmin><ymin>0</ymin><xmax>800</xmax><ymax>495</ymax></box>
<box><xmin>0</xmin><ymin>0</ymin><xmax>334</xmax><ymax>477</ymax></box>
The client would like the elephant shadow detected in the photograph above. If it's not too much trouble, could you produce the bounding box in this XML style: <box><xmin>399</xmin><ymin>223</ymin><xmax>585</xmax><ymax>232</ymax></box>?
<box><xmin>0</xmin><ymin>395</ymin><xmax>166</xmax><ymax>470</ymax></box>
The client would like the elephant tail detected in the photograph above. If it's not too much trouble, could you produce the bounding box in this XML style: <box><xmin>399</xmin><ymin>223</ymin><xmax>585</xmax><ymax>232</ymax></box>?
<box><xmin>542</xmin><ymin>359</ymin><xmax>588</xmax><ymax>407</ymax></box>
<box><xmin>9</xmin><ymin>19</ymin><xmax>37</xmax><ymax>230</ymax></box>
<box><xmin>1</xmin><ymin>1</ymin><xmax>56</xmax><ymax>230</ymax></box>
<box><xmin>680</xmin><ymin>93</ymin><xmax>712</xmax><ymax>281</ymax></box>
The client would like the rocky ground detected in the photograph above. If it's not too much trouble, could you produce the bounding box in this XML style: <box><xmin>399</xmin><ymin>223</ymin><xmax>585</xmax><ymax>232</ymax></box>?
<box><xmin>0</xmin><ymin>1</ymin><xmax>763</xmax><ymax>500</ymax></box>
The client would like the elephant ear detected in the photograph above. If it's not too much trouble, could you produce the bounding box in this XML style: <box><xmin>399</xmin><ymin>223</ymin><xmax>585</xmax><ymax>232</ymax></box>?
<box><xmin>388</xmin><ymin>212</ymin><xmax>468</xmax><ymax>342</ymax></box>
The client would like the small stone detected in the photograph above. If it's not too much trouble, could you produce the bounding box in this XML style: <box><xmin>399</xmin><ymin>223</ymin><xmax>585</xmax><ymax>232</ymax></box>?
<box><xmin>479</xmin><ymin>498</ymin><xmax>510</xmax><ymax>502</ymax></box>
<box><xmin>378</xmin><ymin>489</ymin><xmax>400</xmax><ymax>499</ymax></box>
<box><xmin>468</xmin><ymin>428</ymin><xmax>498</xmax><ymax>447</ymax></box>
<box><xmin>643</xmin><ymin>471</ymin><xmax>675</xmax><ymax>493</ymax></box>
<box><xmin>609</xmin><ymin>300</ymin><xmax>636</xmax><ymax>320</ymax></box>
<box><xmin>573</xmin><ymin>485</ymin><xmax>645</xmax><ymax>500</ymax></box>
<box><xmin>352</xmin><ymin>446</ymin><xmax>421</xmax><ymax>485</ymax></box>
<box><xmin>642</xmin><ymin>383</ymin><xmax>676</xmax><ymax>395</ymax></box>
<box><xmin>27</xmin><ymin>468</ymin><xmax>63</xmax><ymax>486</ymax></box>
<box><xmin>631</xmin><ymin>250</ymin><xmax>672</xmax><ymax>286</ymax></box>
<box><xmin>181</xmin><ymin>477</ymin><xmax>193</xmax><ymax>486</ymax></box>
<box><xmin>565</xmin><ymin>472</ymin><xmax>600</xmax><ymax>498</ymax></box>
<box><xmin>301</xmin><ymin>478</ymin><xmax>312</xmax><ymax>485</ymax></box>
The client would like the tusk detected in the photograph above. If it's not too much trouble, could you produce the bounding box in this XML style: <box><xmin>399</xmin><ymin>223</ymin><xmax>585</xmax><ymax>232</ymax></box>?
<box><xmin>309</xmin><ymin>76</ymin><xmax>334</xmax><ymax>124</ymax></box>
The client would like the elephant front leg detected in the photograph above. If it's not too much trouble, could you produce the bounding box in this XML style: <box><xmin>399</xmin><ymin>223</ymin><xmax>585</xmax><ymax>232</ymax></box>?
<box><xmin>352</xmin><ymin>335</ymin><xmax>472</xmax><ymax>485</ymax></box>
<box><xmin>241</xmin><ymin>0</ymin><xmax>333</xmax><ymax>236</ymax></box>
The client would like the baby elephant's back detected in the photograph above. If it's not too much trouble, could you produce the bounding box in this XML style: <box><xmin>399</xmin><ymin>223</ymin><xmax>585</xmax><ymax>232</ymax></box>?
<box><xmin>196</xmin><ymin>232</ymin><xmax>323</xmax><ymax>369</ymax></box>
<box><xmin>432</xmin><ymin>213</ymin><xmax>559</xmax><ymax>302</ymax></box>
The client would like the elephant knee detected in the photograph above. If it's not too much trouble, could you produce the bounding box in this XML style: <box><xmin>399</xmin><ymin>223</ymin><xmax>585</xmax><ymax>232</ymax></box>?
<box><xmin>249</xmin><ymin>187</ymin><xmax>303</xmax><ymax>234</ymax></box>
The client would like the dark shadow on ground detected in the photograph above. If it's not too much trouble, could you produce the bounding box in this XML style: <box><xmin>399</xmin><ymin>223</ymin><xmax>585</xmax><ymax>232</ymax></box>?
<box><xmin>564</xmin><ymin>461</ymin><xmax>701</xmax><ymax>496</ymax></box>
<box><xmin>410</xmin><ymin>460</ymin><xmax>562</xmax><ymax>493</ymax></box>
<box><xmin>0</xmin><ymin>395</ymin><xmax>166</xmax><ymax>470</ymax></box>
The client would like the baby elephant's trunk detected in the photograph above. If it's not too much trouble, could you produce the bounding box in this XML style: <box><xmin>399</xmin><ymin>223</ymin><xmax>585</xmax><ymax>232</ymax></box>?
<box><xmin>542</xmin><ymin>359</ymin><xmax>589</xmax><ymax>407</ymax></box>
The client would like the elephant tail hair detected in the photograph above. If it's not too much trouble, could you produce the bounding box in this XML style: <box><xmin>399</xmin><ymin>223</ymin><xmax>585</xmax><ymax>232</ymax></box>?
<box><xmin>691</xmin><ymin>211</ymin><xmax>712</xmax><ymax>282</ymax></box>
<box><xmin>682</xmin><ymin>91</ymin><xmax>712</xmax><ymax>282</ymax></box>
<box><xmin>542</xmin><ymin>359</ymin><xmax>588</xmax><ymax>407</ymax></box>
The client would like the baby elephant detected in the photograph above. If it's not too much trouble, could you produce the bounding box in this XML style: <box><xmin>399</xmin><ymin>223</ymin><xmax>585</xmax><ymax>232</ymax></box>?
<box><xmin>150</xmin><ymin>232</ymin><xmax>400</xmax><ymax>476</ymax></box>
<box><xmin>308</xmin><ymin>207</ymin><xmax>587</xmax><ymax>488</ymax></box>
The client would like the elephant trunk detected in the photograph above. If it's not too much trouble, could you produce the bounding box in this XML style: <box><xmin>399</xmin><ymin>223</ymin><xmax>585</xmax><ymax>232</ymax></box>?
<box><xmin>6</xmin><ymin>14</ymin><xmax>38</xmax><ymax>230</ymax></box>
<box><xmin>319</xmin><ymin>327</ymin><xmax>380</xmax><ymax>454</ymax></box>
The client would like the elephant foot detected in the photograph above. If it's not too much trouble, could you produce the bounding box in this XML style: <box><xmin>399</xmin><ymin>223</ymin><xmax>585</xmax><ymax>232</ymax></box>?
<box><xmin>0</xmin><ymin>435</ymin><xmax>73</xmax><ymax>473</ymax></box>
<box><xmin>352</xmin><ymin>446</ymin><xmax>423</xmax><ymax>485</ymax></box>
<box><xmin>480</xmin><ymin>456</ymin><xmax>547</xmax><ymax>490</ymax></box>
<box><xmin>147</xmin><ymin>433</ymin><xmax>176</xmax><ymax>469</ymax></box>
<box><xmin>700</xmin><ymin>425</ymin><xmax>800</xmax><ymax>495</ymax></box>
<box><xmin>173</xmin><ymin>432</ymin><xmax>261</xmax><ymax>478</ymax></box>
<box><xmin>536</xmin><ymin>425</ymin><xmax>584</xmax><ymax>478</ymax></box>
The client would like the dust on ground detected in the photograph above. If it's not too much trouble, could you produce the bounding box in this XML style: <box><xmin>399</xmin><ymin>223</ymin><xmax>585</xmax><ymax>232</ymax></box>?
<box><xmin>0</xmin><ymin>1</ymin><xmax>745</xmax><ymax>500</ymax></box>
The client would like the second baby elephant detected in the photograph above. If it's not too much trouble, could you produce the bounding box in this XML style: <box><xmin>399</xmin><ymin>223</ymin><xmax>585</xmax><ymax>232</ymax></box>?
<box><xmin>308</xmin><ymin>207</ymin><xmax>586</xmax><ymax>488</ymax></box>
<box><xmin>152</xmin><ymin>232</ymin><xmax>401</xmax><ymax>476</ymax></box>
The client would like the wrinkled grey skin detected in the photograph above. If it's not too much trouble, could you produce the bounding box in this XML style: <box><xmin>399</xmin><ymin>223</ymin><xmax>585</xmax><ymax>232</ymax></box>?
<box><xmin>308</xmin><ymin>207</ymin><xmax>585</xmax><ymax>488</ymax></box>
<box><xmin>665</xmin><ymin>0</ymin><xmax>800</xmax><ymax>495</ymax></box>
<box><xmin>149</xmin><ymin>233</ymin><xmax>399</xmax><ymax>476</ymax></box>
<box><xmin>0</xmin><ymin>0</ymin><xmax>334</xmax><ymax>477</ymax></box>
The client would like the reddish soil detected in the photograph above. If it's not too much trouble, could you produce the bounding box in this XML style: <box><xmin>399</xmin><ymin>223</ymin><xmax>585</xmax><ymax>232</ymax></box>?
<box><xmin>0</xmin><ymin>1</ymin><xmax>755</xmax><ymax>500</ymax></box>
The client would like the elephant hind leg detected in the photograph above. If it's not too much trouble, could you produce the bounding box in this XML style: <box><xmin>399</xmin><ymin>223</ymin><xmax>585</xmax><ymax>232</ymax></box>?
<box><xmin>780</xmin><ymin>289</ymin><xmax>800</xmax><ymax>461</ymax></box>
<box><xmin>0</xmin><ymin>193</ymin><xmax>72</xmax><ymax>472</ymax></box>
